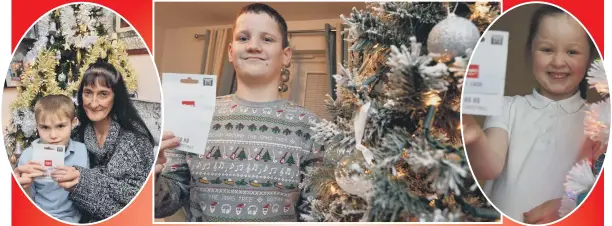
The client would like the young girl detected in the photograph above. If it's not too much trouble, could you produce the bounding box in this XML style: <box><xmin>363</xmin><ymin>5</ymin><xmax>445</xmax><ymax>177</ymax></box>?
<box><xmin>462</xmin><ymin>5</ymin><xmax>598</xmax><ymax>224</ymax></box>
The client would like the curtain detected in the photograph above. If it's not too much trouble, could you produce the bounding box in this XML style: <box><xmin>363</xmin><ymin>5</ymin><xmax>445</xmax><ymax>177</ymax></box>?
<box><xmin>201</xmin><ymin>28</ymin><xmax>232</xmax><ymax>94</ymax></box>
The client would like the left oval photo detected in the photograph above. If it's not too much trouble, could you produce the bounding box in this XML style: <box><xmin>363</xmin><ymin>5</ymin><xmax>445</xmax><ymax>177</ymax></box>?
<box><xmin>4</xmin><ymin>3</ymin><xmax>161</xmax><ymax>224</ymax></box>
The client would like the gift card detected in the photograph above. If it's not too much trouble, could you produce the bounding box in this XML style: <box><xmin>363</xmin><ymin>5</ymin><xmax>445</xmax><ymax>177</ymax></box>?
<box><xmin>32</xmin><ymin>143</ymin><xmax>65</xmax><ymax>182</ymax></box>
<box><xmin>162</xmin><ymin>73</ymin><xmax>217</xmax><ymax>155</ymax></box>
<box><xmin>462</xmin><ymin>30</ymin><xmax>509</xmax><ymax>116</ymax></box>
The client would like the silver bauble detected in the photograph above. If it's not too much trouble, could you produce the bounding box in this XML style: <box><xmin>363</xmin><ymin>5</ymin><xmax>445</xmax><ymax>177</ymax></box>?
<box><xmin>334</xmin><ymin>150</ymin><xmax>374</xmax><ymax>198</ymax></box>
<box><xmin>58</xmin><ymin>73</ymin><xmax>67</xmax><ymax>82</ymax></box>
<box><xmin>427</xmin><ymin>14</ymin><xmax>480</xmax><ymax>58</ymax></box>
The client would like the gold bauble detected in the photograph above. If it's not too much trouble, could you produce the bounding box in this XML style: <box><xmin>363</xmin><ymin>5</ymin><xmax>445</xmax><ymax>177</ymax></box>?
<box><xmin>9</xmin><ymin>154</ymin><xmax>17</xmax><ymax>165</ymax></box>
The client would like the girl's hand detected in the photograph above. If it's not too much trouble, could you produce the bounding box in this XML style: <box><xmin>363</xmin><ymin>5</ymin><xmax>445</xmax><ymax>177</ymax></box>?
<box><xmin>51</xmin><ymin>166</ymin><xmax>80</xmax><ymax>191</ymax></box>
<box><xmin>155</xmin><ymin>131</ymin><xmax>180</xmax><ymax>175</ymax></box>
<box><xmin>523</xmin><ymin>198</ymin><xmax>561</xmax><ymax>224</ymax></box>
<box><xmin>461</xmin><ymin>114</ymin><xmax>485</xmax><ymax>146</ymax></box>
<box><xmin>14</xmin><ymin>161</ymin><xmax>45</xmax><ymax>189</ymax></box>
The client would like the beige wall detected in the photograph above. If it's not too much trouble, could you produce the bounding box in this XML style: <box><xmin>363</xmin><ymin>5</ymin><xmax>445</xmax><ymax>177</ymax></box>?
<box><xmin>2</xmin><ymin>55</ymin><xmax>161</xmax><ymax>129</ymax></box>
<box><xmin>473</xmin><ymin>4</ymin><xmax>603</xmax><ymax>125</ymax></box>
<box><xmin>156</xmin><ymin>18</ymin><xmax>343</xmax><ymax>76</ymax></box>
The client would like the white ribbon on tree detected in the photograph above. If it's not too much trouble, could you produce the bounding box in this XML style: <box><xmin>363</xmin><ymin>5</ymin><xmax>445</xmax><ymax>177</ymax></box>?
<box><xmin>353</xmin><ymin>101</ymin><xmax>375</xmax><ymax>166</ymax></box>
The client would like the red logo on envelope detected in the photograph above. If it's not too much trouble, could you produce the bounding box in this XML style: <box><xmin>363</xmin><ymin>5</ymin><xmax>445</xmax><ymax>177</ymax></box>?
<box><xmin>44</xmin><ymin>160</ymin><xmax>52</xmax><ymax>166</ymax></box>
<box><xmin>182</xmin><ymin>100</ymin><xmax>195</xmax><ymax>107</ymax></box>
<box><xmin>467</xmin><ymin>65</ymin><xmax>479</xmax><ymax>78</ymax></box>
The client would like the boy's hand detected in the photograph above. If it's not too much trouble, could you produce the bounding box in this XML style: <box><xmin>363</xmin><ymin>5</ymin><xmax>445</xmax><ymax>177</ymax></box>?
<box><xmin>51</xmin><ymin>166</ymin><xmax>80</xmax><ymax>191</ymax></box>
<box><xmin>155</xmin><ymin>131</ymin><xmax>180</xmax><ymax>175</ymax></box>
<box><xmin>14</xmin><ymin>161</ymin><xmax>45</xmax><ymax>189</ymax></box>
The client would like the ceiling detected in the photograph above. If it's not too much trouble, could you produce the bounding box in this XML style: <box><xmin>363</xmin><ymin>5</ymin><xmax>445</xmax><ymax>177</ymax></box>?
<box><xmin>155</xmin><ymin>2</ymin><xmax>367</xmax><ymax>29</ymax></box>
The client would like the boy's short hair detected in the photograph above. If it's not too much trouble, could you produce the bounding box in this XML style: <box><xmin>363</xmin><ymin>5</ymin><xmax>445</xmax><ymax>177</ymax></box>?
<box><xmin>234</xmin><ymin>3</ymin><xmax>289</xmax><ymax>48</ymax></box>
<box><xmin>34</xmin><ymin>95</ymin><xmax>76</xmax><ymax>123</ymax></box>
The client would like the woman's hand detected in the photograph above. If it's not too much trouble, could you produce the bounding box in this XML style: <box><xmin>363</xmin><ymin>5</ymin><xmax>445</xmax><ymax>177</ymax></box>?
<box><xmin>523</xmin><ymin>198</ymin><xmax>561</xmax><ymax>224</ymax></box>
<box><xmin>51</xmin><ymin>166</ymin><xmax>80</xmax><ymax>191</ymax></box>
<box><xmin>154</xmin><ymin>131</ymin><xmax>180</xmax><ymax>175</ymax></box>
<box><xmin>14</xmin><ymin>161</ymin><xmax>45</xmax><ymax>189</ymax></box>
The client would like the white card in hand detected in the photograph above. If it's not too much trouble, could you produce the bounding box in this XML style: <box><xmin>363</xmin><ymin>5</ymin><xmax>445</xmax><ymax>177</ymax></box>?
<box><xmin>32</xmin><ymin>143</ymin><xmax>65</xmax><ymax>182</ymax></box>
<box><xmin>162</xmin><ymin>73</ymin><xmax>217</xmax><ymax>155</ymax></box>
<box><xmin>462</xmin><ymin>30</ymin><xmax>509</xmax><ymax>116</ymax></box>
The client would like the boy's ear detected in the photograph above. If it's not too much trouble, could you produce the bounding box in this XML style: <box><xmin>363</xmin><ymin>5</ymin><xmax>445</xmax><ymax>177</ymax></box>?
<box><xmin>71</xmin><ymin>117</ymin><xmax>78</xmax><ymax>128</ymax></box>
<box><xmin>228</xmin><ymin>43</ymin><xmax>234</xmax><ymax>63</ymax></box>
<box><xmin>282</xmin><ymin>46</ymin><xmax>292</xmax><ymax>67</ymax></box>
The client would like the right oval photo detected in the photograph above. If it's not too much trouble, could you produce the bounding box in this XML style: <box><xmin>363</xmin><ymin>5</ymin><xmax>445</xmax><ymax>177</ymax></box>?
<box><xmin>462</xmin><ymin>2</ymin><xmax>608</xmax><ymax>225</ymax></box>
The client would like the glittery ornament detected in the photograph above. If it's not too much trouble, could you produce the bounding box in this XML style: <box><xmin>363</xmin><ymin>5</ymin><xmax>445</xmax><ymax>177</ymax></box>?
<box><xmin>14</xmin><ymin>142</ymin><xmax>22</xmax><ymax>155</ymax></box>
<box><xmin>9</xmin><ymin>154</ymin><xmax>17</xmax><ymax>165</ymax></box>
<box><xmin>19</xmin><ymin>109</ymin><xmax>37</xmax><ymax>138</ymax></box>
<box><xmin>427</xmin><ymin>14</ymin><xmax>480</xmax><ymax>58</ymax></box>
<box><xmin>334</xmin><ymin>150</ymin><xmax>374</xmax><ymax>198</ymax></box>
<box><xmin>58</xmin><ymin>73</ymin><xmax>67</xmax><ymax>82</ymax></box>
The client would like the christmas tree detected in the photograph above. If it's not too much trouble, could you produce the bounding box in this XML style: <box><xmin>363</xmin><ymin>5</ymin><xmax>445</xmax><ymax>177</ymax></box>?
<box><xmin>286</xmin><ymin>154</ymin><xmax>296</xmax><ymax>166</ymax></box>
<box><xmin>238</xmin><ymin>150</ymin><xmax>247</xmax><ymax>161</ymax></box>
<box><xmin>212</xmin><ymin>149</ymin><xmax>222</xmax><ymax>160</ymax></box>
<box><xmin>299</xmin><ymin>2</ymin><xmax>501</xmax><ymax>222</ymax></box>
<box><xmin>559</xmin><ymin>59</ymin><xmax>608</xmax><ymax>217</ymax></box>
<box><xmin>5</xmin><ymin>3</ymin><xmax>139</xmax><ymax>162</ymax></box>
<box><xmin>262</xmin><ymin>150</ymin><xmax>272</xmax><ymax>162</ymax></box>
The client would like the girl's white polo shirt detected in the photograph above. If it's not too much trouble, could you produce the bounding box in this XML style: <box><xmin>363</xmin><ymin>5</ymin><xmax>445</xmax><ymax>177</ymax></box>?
<box><xmin>481</xmin><ymin>89</ymin><xmax>586</xmax><ymax>222</ymax></box>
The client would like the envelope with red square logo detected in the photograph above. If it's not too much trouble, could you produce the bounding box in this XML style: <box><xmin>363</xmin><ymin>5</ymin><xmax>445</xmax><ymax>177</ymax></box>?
<box><xmin>462</xmin><ymin>30</ymin><xmax>509</xmax><ymax>116</ymax></box>
<box><xmin>32</xmin><ymin>143</ymin><xmax>65</xmax><ymax>182</ymax></box>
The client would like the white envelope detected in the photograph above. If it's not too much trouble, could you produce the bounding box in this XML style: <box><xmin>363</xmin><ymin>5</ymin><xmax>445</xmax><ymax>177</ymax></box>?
<box><xmin>32</xmin><ymin>143</ymin><xmax>65</xmax><ymax>182</ymax></box>
<box><xmin>462</xmin><ymin>30</ymin><xmax>509</xmax><ymax>116</ymax></box>
<box><xmin>162</xmin><ymin>73</ymin><xmax>217</xmax><ymax>155</ymax></box>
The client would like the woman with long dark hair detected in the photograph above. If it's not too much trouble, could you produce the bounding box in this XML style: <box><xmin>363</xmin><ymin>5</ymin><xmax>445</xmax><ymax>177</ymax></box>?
<box><xmin>51</xmin><ymin>60</ymin><xmax>155</xmax><ymax>223</ymax></box>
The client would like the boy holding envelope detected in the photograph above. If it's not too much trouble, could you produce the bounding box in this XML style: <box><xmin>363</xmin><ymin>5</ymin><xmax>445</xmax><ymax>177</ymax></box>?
<box><xmin>154</xmin><ymin>3</ymin><xmax>322</xmax><ymax>222</ymax></box>
<box><xmin>17</xmin><ymin>95</ymin><xmax>89</xmax><ymax>223</ymax></box>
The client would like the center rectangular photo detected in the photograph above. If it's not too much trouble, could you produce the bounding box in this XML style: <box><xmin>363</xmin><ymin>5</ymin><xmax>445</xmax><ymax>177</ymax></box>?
<box><xmin>153</xmin><ymin>1</ymin><xmax>501</xmax><ymax>223</ymax></box>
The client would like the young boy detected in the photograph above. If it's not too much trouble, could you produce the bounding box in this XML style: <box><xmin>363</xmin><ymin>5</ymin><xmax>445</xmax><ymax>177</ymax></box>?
<box><xmin>17</xmin><ymin>94</ymin><xmax>89</xmax><ymax>223</ymax></box>
<box><xmin>154</xmin><ymin>3</ymin><xmax>321</xmax><ymax>222</ymax></box>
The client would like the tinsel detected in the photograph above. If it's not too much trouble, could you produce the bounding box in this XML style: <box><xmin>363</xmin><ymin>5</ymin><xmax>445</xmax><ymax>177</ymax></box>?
<box><xmin>587</xmin><ymin>60</ymin><xmax>608</xmax><ymax>95</ymax></box>
<box><xmin>560</xmin><ymin>59</ymin><xmax>609</xmax><ymax>217</ymax></box>
<box><xmin>584</xmin><ymin>99</ymin><xmax>610</xmax><ymax>144</ymax></box>
<box><xmin>60</xmin><ymin>6</ymin><xmax>77</xmax><ymax>47</ymax></box>
<box><xmin>469</xmin><ymin>2</ymin><xmax>500</xmax><ymax>33</ymax></box>
<box><xmin>559</xmin><ymin>159</ymin><xmax>595</xmax><ymax>217</ymax></box>
<box><xmin>302</xmin><ymin>2</ymin><xmax>500</xmax><ymax>222</ymax></box>
<box><xmin>11</xmin><ymin>108</ymin><xmax>37</xmax><ymax>138</ymax></box>
<box><xmin>24</xmin><ymin>15</ymin><xmax>50</xmax><ymax>65</ymax></box>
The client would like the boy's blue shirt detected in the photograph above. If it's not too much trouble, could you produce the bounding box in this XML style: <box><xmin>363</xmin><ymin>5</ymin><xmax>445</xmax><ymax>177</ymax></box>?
<box><xmin>17</xmin><ymin>138</ymin><xmax>89</xmax><ymax>223</ymax></box>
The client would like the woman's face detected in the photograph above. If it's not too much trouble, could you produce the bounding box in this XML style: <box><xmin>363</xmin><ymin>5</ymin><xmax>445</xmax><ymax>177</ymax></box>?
<box><xmin>82</xmin><ymin>81</ymin><xmax>114</xmax><ymax>122</ymax></box>
<box><xmin>229</xmin><ymin>12</ymin><xmax>291</xmax><ymax>84</ymax></box>
<box><xmin>531</xmin><ymin>13</ymin><xmax>591</xmax><ymax>100</ymax></box>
